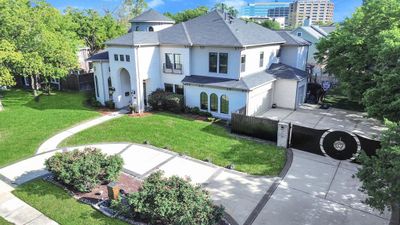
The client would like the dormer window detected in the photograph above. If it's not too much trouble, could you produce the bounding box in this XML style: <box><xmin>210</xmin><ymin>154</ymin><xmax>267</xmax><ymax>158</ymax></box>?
<box><xmin>148</xmin><ymin>26</ymin><xmax>154</xmax><ymax>32</ymax></box>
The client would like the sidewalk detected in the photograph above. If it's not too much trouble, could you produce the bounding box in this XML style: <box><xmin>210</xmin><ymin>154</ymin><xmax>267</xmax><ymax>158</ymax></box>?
<box><xmin>36</xmin><ymin>110</ymin><xmax>127</xmax><ymax>154</ymax></box>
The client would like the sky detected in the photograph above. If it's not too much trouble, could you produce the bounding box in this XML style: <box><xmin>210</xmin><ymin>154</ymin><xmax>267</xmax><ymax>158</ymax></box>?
<box><xmin>47</xmin><ymin>0</ymin><xmax>362</xmax><ymax>22</ymax></box>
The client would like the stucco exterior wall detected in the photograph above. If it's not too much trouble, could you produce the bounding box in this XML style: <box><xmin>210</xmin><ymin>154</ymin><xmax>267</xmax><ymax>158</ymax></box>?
<box><xmin>190</xmin><ymin>46</ymin><xmax>241</xmax><ymax>80</ymax></box>
<box><xmin>273</xmin><ymin>79</ymin><xmax>298</xmax><ymax>109</ymax></box>
<box><xmin>93</xmin><ymin>61</ymin><xmax>110</xmax><ymax>105</ymax></box>
<box><xmin>240</xmin><ymin>45</ymin><xmax>280</xmax><ymax>77</ymax></box>
<box><xmin>247</xmin><ymin>81</ymin><xmax>275</xmax><ymax>116</ymax></box>
<box><xmin>280</xmin><ymin>46</ymin><xmax>308</xmax><ymax>70</ymax></box>
<box><xmin>184</xmin><ymin>85</ymin><xmax>247</xmax><ymax>119</ymax></box>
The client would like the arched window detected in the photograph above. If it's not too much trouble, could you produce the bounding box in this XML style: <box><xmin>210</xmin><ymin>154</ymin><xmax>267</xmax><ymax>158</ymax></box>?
<box><xmin>210</xmin><ymin>93</ymin><xmax>218</xmax><ymax>112</ymax></box>
<box><xmin>200</xmin><ymin>92</ymin><xmax>208</xmax><ymax>110</ymax></box>
<box><xmin>94</xmin><ymin>76</ymin><xmax>99</xmax><ymax>97</ymax></box>
<box><xmin>148</xmin><ymin>26</ymin><xmax>154</xmax><ymax>32</ymax></box>
<box><xmin>220</xmin><ymin>95</ymin><xmax>229</xmax><ymax>114</ymax></box>
<box><xmin>135</xmin><ymin>26</ymin><xmax>140</xmax><ymax>31</ymax></box>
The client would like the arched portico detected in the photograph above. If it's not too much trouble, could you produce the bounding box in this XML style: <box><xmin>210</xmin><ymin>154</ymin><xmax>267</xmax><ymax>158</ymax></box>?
<box><xmin>119</xmin><ymin>68</ymin><xmax>132</xmax><ymax>107</ymax></box>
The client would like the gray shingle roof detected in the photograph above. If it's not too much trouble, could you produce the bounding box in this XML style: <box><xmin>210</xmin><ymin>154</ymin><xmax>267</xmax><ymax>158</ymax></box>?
<box><xmin>129</xmin><ymin>9</ymin><xmax>175</xmax><ymax>23</ymax></box>
<box><xmin>267</xmin><ymin>63</ymin><xmax>308</xmax><ymax>81</ymax></box>
<box><xmin>105</xmin><ymin>32</ymin><xmax>159</xmax><ymax>46</ymax></box>
<box><xmin>87</xmin><ymin>51</ymin><xmax>109</xmax><ymax>61</ymax></box>
<box><xmin>277</xmin><ymin>31</ymin><xmax>310</xmax><ymax>46</ymax></box>
<box><xmin>319</xmin><ymin>26</ymin><xmax>336</xmax><ymax>35</ymax></box>
<box><xmin>182</xmin><ymin>71</ymin><xmax>276</xmax><ymax>91</ymax></box>
<box><xmin>157</xmin><ymin>23</ymin><xmax>191</xmax><ymax>45</ymax></box>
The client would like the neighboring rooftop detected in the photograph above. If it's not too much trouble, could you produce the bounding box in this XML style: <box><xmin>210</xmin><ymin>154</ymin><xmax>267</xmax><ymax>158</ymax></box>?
<box><xmin>107</xmin><ymin>10</ymin><xmax>286</xmax><ymax>47</ymax></box>
<box><xmin>318</xmin><ymin>25</ymin><xmax>336</xmax><ymax>35</ymax></box>
<box><xmin>267</xmin><ymin>63</ymin><xmax>308</xmax><ymax>81</ymax></box>
<box><xmin>129</xmin><ymin>9</ymin><xmax>175</xmax><ymax>23</ymax></box>
<box><xmin>87</xmin><ymin>51</ymin><xmax>109</xmax><ymax>61</ymax></box>
<box><xmin>276</xmin><ymin>31</ymin><xmax>310</xmax><ymax>46</ymax></box>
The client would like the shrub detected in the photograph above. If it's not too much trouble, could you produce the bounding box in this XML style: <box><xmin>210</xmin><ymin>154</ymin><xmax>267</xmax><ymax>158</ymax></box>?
<box><xmin>45</xmin><ymin>148</ymin><xmax>124</xmax><ymax>192</ymax></box>
<box><xmin>148</xmin><ymin>89</ymin><xmax>184</xmax><ymax>113</ymax></box>
<box><xmin>119</xmin><ymin>171</ymin><xmax>224</xmax><ymax>225</ymax></box>
<box><xmin>105</xmin><ymin>100</ymin><xmax>115</xmax><ymax>109</ymax></box>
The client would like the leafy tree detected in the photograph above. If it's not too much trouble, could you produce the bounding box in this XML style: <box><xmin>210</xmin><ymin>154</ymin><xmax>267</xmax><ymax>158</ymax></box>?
<box><xmin>164</xmin><ymin>6</ymin><xmax>209</xmax><ymax>23</ymax></box>
<box><xmin>116</xmin><ymin>0</ymin><xmax>148</xmax><ymax>28</ymax></box>
<box><xmin>65</xmin><ymin>8</ymin><xmax>126</xmax><ymax>55</ymax></box>
<box><xmin>214</xmin><ymin>3</ymin><xmax>239</xmax><ymax>17</ymax></box>
<box><xmin>260</xmin><ymin>19</ymin><xmax>281</xmax><ymax>30</ymax></box>
<box><xmin>356</xmin><ymin>120</ymin><xmax>400</xmax><ymax>225</ymax></box>
<box><xmin>316</xmin><ymin>0</ymin><xmax>400</xmax><ymax>120</ymax></box>
<box><xmin>0</xmin><ymin>0</ymin><xmax>79</xmax><ymax>96</ymax></box>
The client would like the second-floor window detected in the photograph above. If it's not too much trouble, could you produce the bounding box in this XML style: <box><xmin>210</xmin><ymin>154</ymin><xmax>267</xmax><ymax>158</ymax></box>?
<box><xmin>164</xmin><ymin>53</ymin><xmax>182</xmax><ymax>74</ymax></box>
<box><xmin>259</xmin><ymin>52</ymin><xmax>264</xmax><ymax>67</ymax></box>
<box><xmin>209</xmin><ymin>52</ymin><xmax>228</xmax><ymax>74</ymax></box>
<box><xmin>241</xmin><ymin>55</ymin><xmax>246</xmax><ymax>72</ymax></box>
<box><xmin>119</xmin><ymin>55</ymin><xmax>124</xmax><ymax>61</ymax></box>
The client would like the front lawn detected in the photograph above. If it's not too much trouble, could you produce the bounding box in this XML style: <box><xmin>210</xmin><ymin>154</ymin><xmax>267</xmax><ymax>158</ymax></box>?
<box><xmin>13</xmin><ymin>179</ymin><xmax>129</xmax><ymax>225</ymax></box>
<box><xmin>0</xmin><ymin>89</ymin><xmax>100</xmax><ymax>167</ymax></box>
<box><xmin>61</xmin><ymin>113</ymin><xmax>286</xmax><ymax>176</ymax></box>
<box><xmin>0</xmin><ymin>216</ymin><xmax>12</xmax><ymax>225</ymax></box>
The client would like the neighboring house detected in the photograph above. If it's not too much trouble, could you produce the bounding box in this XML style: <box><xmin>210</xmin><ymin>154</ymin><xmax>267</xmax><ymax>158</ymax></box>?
<box><xmin>291</xmin><ymin>17</ymin><xmax>336</xmax><ymax>77</ymax></box>
<box><xmin>89</xmin><ymin>9</ymin><xmax>310</xmax><ymax>119</ymax></box>
<box><xmin>18</xmin><ymin>47</ymin><xmax>94</xmax><ymax>91</ymax></box>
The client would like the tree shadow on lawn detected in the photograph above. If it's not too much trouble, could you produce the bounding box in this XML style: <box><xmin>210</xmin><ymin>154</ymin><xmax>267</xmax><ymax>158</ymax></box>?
<box><xmin>23</xmin><ymin>93</ymin><xmax>95</xmax><ymax>112</ymax></box>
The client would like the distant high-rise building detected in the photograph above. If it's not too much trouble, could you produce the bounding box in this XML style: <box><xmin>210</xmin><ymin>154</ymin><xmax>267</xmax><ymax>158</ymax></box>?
<box><xmin>289</xmin><ymin>0</ymin><xmax>334</xmax><ymax>27</ymax></box>
<box><xmin>239</xmin><ymin>2</ymin><xmax>291</xmax><ymax>26</ymax></box>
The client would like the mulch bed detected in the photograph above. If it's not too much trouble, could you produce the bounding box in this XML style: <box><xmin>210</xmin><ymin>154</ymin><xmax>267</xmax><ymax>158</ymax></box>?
<box><xmin>49</xmin><ymin>173</ymin><xmax>142</xmax><ymax>204</ymax></box>
<box><xmin>127</xmin><ymin>112</ymin><xmax>153</xmax><ymax>118</ymax></box>
<box><xmin>97</xmin><ymin>108</ymin><xmax>118</xmax><ymax>115</ymax></box>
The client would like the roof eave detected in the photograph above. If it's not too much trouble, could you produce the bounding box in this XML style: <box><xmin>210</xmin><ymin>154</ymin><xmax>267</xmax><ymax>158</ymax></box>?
<box><xmin>182</xmin><ymin>82</ymin><xmax>249</xmax><ymax>92</ymax></box>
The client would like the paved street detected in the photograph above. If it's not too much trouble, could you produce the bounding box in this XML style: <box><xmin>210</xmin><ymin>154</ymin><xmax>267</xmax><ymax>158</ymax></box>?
<box><xmin>258</xmin><ymin>106</ymin><xmax>385</xmax><ymax>139</ymax></box>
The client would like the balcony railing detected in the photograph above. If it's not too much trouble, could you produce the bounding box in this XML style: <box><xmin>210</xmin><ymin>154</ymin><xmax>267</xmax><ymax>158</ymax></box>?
<box><xmin>163</xmin><ymin>63</ymin><xmax>182</xmax><ymax>74</ymax></box>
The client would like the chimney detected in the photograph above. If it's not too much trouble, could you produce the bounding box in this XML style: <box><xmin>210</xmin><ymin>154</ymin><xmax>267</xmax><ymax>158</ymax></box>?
<box><xmin>303</xmin><ymin>16</ymin><xmax>311</xmax><ymax>26</ymax></box>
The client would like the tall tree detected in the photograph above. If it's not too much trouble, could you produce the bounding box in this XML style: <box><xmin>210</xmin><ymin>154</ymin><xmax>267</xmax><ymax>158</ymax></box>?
<box><xmin>316</xmin><ymin>0</ymin><xmax>400</xmax><ymax>121</ymax></box>
<box><xmin>164</xmin><ymin>6</ymin><xmax>209</xmax><ymax>23</ymax></box>
<box><xmin>214</xmin><ymin>3</ymin><xmax>239</xmax><ymax>17</ymax></box>
<box><xmin>260</xmin><ymin>19</ymin><xmax>281</xmax><ymax>30</ymax></box>
<box><xmin>356</xmin><ymin>120</ymin><xmax>400</xmax><ymax>225</ymax></box>
<box><xmin>65</xmin><ymin>8</ymin><xmax>126</xmax><ymax>55</ymax></box>
<box><xmin>116</xmin><ymin>0</ymin><xmax>148</xmax><ymax>28</ymax></box>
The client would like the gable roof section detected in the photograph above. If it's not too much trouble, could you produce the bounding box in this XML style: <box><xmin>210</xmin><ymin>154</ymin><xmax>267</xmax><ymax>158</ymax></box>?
<box><xmin>293</xmin><ymin>26</ymin><xmax>324</xmax><ymax>40</ymax></box>
<box><xmin>129</xmin><ymin>9</ymin><xmax>175</xmax><ymax>23</ymax></box>
<box><xmin>276</xmin><ymin>31</ymin><xmax>310</xmax><ymax>46</ymax></box>
<box><xmin>157</xmin><ymin>23</ymin><xmax>192</xmax><ymax>45</ymax></box>
<box><xmin>87</xmin><ymin>51</ymin><xmax>109</xmax><ymax>61</ymax></box>
<box><xmin>105</xmin><ymin>32</ymin><xmax>159</xmax><ymax>46</ymax></box>
<box><xmin>267</xmin><ymin>63</ymin><xmax>307</xmax><ymax>81</ymax></box>
<box><xmin>318</xmin><ymin>26</ymin><xmax>336</xmax><ymax>35</ymax></box>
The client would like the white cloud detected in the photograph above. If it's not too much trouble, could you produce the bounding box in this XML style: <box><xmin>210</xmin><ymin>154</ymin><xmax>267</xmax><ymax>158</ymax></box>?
<box><xmin>148</xmin><ymin>0</ymin><xmax>165</xmax><ymax>8</ymax></box>
<box><xmin>216</xmin><ymin>0</ymin><xmax>246</xmax><ymax>10</ymax></box>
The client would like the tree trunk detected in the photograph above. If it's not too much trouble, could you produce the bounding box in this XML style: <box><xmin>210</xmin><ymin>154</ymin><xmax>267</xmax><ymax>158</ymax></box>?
<box><xmin>31</xmin><ymin>75</ymin><xmax>38</xmax><ymax>96</ymax></box>
<box><xmin>390</xmin><ymin>202</ymin><xmax>400</xmax><ymax>225</ymax></box>
<box><xmin>0</xmin><ymin>99</ymin><xmax>3</xmax><ymax>111</ymax></box>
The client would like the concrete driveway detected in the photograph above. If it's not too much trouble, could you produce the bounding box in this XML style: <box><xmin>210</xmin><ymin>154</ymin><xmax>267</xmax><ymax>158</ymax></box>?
<box><xmin>252</xmin><ymin>149</ymin><xmax>389</xmax><ymax>225</ymax></box>
<box><xmin>258</xmin><ymin>105</ymin><xmax>385</xmax><ymax>139</ymax></box>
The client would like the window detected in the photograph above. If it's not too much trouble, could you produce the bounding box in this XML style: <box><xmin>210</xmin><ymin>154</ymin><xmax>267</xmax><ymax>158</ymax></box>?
<box><xmin>297</xmin><ymin>32</ymin><xmax>302</xmax><ymax>37</ymax></box>
<box><xmin>200</xmin><ymin>92</ymin><xmax>208</xmax><ymax>110</ymax></box>
<box><xmin>108</xmin><ymin>77</ymin><xmax>113</xmax><ymax>98</ymax></box>
<box><xmin>219</xmin><ymin>53</ymin><xmax>228</xmax><ymax>74</ymax></box>
<box><xmin>259</xmin><ymin>52</ymin><xmax>264</xmax><ymax>67</ymax></box>
<box><xmin>209</xmin><ymin>52</ymin><xmax>218</xmax><ymax>73</ymax></box>
<box><xmin>277</xmin><ymin>48</ymin><xmax>282</xmax><ymax>57</ymax></box>
<box><xmin>126</xmin><ymin>55</ymin><xmax>130</xmax><ymax>62</ymax></box>
<box><xmin>94</xmin><ymin>76</ymin><xmax>99</xmax><ymax>97</ymax></box>
<box><xmin>241</xmin><ymin>55</ymin><xmax>246</xmax><ymax>72</ymax></box>
<box><xmin>164</xmin><ymin>83</ymin><xmax>173</xmax><ymax>92</ymax></box>
<box><xmin>148</xmin><ymin>26</ymin><xmax>154</xmax><ymax>32</ymax></box>
<box><xmin>119</xmin><ymin>55</ymin><xmax>124</xmax><ymax>61</ymax></box>
<box><xmin>165</xmin><ymin>53</ymin><xmax>173</xmax><ymax>69</ymax></box>
<box><xmin>135</xmin><ymin>26</ymin><xmax>140</xmax><ymax>31</ymax></box>
<box><xmin>174</xmin><ymin>54</ymin><xmax>181</xmax><ymax>69</ymax></box>
<box><xmin>114</xmin><ymin>54</ymin><xmax>118</xmax><ymax>61</ymax></box>
<box><xmin>175</xmin><ymin>84</ymin><xmax>184</xmax><ymax>95</ymax></box>
<box><xmin>210</xmin><ymin>93</ymin><xmax>218</xmax><ymax>112</ymax></box>
<box><xmin>220</xmin><ymin>95</ymin><xmax>229</xmax><ymax>114</ymax></box>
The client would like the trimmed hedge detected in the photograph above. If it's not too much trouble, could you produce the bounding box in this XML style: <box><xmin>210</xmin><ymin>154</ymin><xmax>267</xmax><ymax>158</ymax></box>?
<box><xmin>45</xmin><ymin>148</ymin><xmax>123</xmax><ymax>192</ymax></box>
<box><xmin>148</xmin><ymin>89</ymin><xmax>183</xmax><ymax>113</ymax></box>
<box><xmin>113</xmin><ymin>171</ymin><xmax>224</xmax><ymax>225</ymax></box>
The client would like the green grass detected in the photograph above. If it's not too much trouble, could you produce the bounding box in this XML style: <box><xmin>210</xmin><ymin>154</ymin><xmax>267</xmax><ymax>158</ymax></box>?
<box><xmin>13</xmin><ymin>179</ymin><xmax>129</xmax><ymax>225</ymax></box>
<box><xmin>61</xmin><ymin>113</ymin><xmax>286</xmax><ymax>176</ymax></box>
<box><xmin>0</xmin><ymin>89</ymin><xmax>100</xmax><ymax>167</ymax></box>
<box><xmin>324</xmin><ymin>88</ymin><xmax>364</xmax><ymax>112</ymax></box>
<box><xmin>0</xmin><ymin>216</ymin><xmax>12</xmax><ymax>225</ymax></box>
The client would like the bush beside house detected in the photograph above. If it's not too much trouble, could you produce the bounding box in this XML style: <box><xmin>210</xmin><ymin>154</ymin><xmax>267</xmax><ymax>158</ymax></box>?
<box><xmin>112</xmin><ymin>171</ymin><xmax>224</xmax><ymax>225</ymax></box>
<box><xmin>148</xmin><ymin>89</ymin><xmax>184</xmax><ymax>113</ymax></box>
<box><xmin>45</xmin><ymin>148</ymin><xmax>123</xmax><ymax>192</ymax></box>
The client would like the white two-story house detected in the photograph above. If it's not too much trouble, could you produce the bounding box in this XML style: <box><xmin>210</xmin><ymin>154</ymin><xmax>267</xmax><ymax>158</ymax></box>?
<box><xmin>89</xmin><ymin>9</ymin><xmax>310</xmax><ymax>119</ymax></box>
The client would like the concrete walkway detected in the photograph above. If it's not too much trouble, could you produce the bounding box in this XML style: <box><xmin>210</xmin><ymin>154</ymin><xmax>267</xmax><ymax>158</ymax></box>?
<box><xmin>36</xmin><ymin>110</ymin><xmax>127</xmax><ymax>154</ymax></box>
<box><xmin>0</xmin><ymin>143</ymin><xmax>278</xmax><ymax>225</ymax></box>
<box><xmin>252</xmin><ymin>149</ymin><xmax>390</xmax><ymax>225</ymax></box>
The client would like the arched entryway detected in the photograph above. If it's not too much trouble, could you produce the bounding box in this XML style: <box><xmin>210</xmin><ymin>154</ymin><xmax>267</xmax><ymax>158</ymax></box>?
<box><xmin>119</xmin><ymin>68</ymin><xmax>132</xmax><ymax>107</ymax></box>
